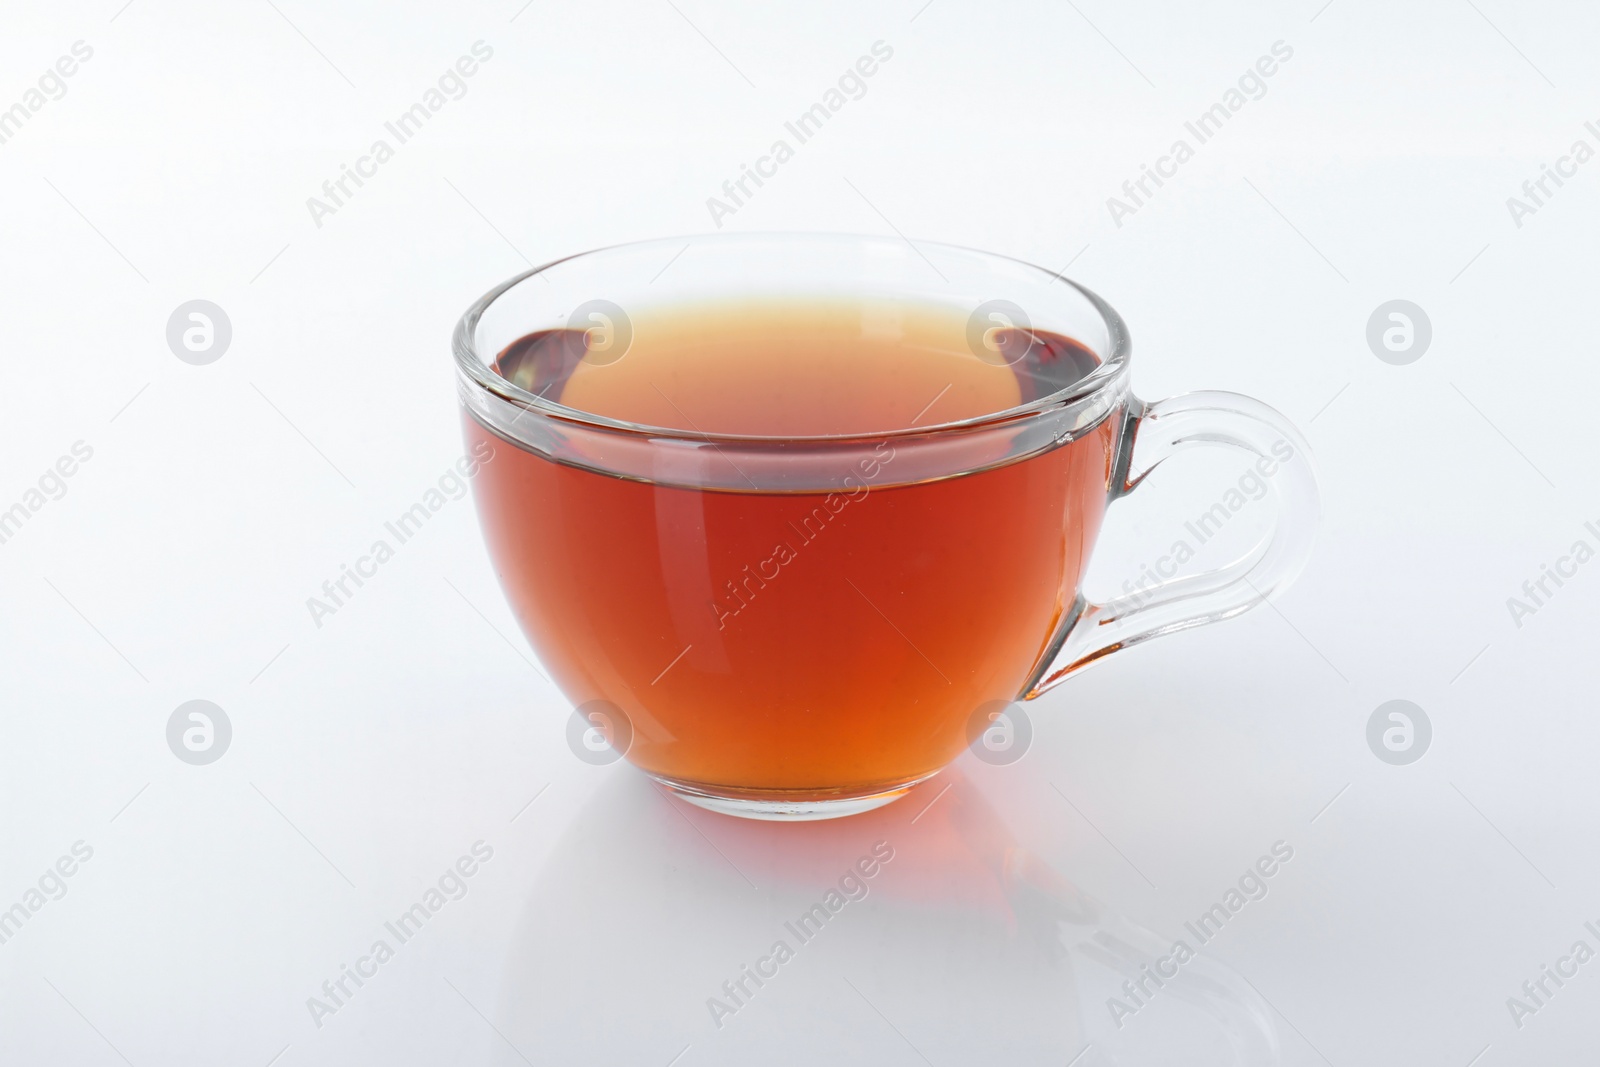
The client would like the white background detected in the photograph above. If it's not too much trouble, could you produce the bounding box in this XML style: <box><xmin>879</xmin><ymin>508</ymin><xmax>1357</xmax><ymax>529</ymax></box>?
<box><xmin>1</xmin><ymin>1</ymin><xmax>1597</xmax><ymax>1064</ymax></box>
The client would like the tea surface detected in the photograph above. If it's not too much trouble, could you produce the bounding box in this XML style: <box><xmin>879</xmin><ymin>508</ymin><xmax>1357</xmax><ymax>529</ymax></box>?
<box><xmin>492</xmin><ymin>298</ymin><xmax>1100</xmax><ymax>435</ymax></box>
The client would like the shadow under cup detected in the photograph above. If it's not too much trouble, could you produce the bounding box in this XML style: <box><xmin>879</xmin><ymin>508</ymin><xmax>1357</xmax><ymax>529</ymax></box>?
<box><xmin>454</xmin><ymin>234</ymin><xmax>1136</xmax><ymax>820</ymax></box>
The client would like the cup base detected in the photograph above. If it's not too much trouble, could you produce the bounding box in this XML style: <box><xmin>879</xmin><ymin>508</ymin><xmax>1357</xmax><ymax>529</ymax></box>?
<box><xmin>648</xmin><ymin>771</ymin><xmax>940</xmax><ymax>821</ymax></box>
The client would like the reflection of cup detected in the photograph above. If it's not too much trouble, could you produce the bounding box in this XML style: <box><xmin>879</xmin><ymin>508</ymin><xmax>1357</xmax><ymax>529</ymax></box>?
<box><xmin>487</xmin><ymin>770</ymin><xmax>1282</xmax><ymax>1064</ymax></box>
<box><xmin>454</xmin><ymin>234</ymin><xmax>1318</xmax><ymax>820</ymax></box>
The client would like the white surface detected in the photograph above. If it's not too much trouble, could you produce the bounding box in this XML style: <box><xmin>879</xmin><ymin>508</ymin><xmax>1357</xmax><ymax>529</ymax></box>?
<box><xmin>1</xmin><ymin>1</ymin><xmax>1595</xmax><ymax>1064</ymax></box>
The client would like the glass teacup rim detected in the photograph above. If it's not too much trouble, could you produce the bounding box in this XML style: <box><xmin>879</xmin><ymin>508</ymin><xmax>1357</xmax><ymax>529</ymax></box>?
<box><xmin>452</xmin><ymin>231</ymin><xmax>1132</xmax><ymax>444</ymax></box>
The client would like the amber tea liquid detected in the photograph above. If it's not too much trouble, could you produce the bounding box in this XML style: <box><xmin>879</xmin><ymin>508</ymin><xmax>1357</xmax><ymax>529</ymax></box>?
<box><xmin>466</xmin><ymin>298</ymin><xmax>1119</xmax><ymax>798</ymax></box>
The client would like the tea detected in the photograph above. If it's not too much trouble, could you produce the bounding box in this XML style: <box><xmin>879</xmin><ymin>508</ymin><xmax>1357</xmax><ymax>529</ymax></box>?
<box><xmin>466</xmin><ymin>298</ymin><xmax>1118</xmax><ymax>798</ymax></box>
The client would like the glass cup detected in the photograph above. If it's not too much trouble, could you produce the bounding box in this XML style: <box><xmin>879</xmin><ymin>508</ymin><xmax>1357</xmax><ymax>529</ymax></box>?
<box><xmin>454</xmin><ymin>233</ymin><xmax>1318</xmax><ymax>820</ymax></box>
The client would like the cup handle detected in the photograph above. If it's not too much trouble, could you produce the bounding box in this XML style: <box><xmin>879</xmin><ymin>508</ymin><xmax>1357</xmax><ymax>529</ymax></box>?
<box><xmin>1022</xmin><ymin>391</ymin><xmax>1320</xmax><ymax>699</ymax></box>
